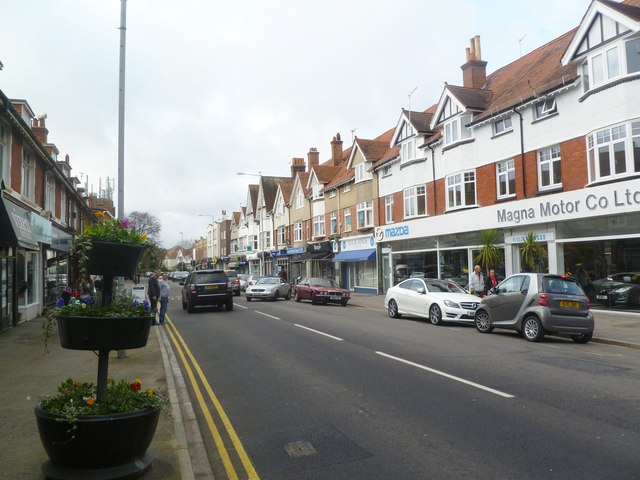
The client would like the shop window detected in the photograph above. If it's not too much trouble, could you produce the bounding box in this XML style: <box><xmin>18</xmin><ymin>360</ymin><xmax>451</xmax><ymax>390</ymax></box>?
<box><xmin>538</xmin><ymin>146</ymin><xmax>562</xmax><ymax>190</ymax></box>
<box><xmin>17</xmin><ymin>250</ymin><xmax>37</xmax><ymax>307</ymax></box>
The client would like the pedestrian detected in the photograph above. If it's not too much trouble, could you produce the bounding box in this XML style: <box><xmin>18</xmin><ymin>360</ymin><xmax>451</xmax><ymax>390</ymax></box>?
<box><xmin>158</xmin><ymin>272</ymin><xmax>170</xmax><ymax>324</ymax></box>
<box><xmin>469</xmin><ymin>264</ymin><xmax>485</xmax><ymax>297</ymax></box>
<box><xmin>279</xmin><ymin>267</ymin><xmax>288</xmax><ymax>282</ymax></box>
<box><xmin>484</xmin><ymin>269</ymin><xmax>499</xmax><ymax>293</ymax></box>
<box><xmin>148</xmin><ymin>269</ymin><xmax>160</xmax><ymax>323</ymax></box>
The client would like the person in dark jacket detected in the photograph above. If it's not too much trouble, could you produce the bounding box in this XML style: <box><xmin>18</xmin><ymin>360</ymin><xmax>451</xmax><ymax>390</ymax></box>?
<box><xmin>148</xmin><ymin>270</ymin><xmax>160</xmax><ymax>321</ymax></box>
<box><xmin>484</xmin><ymin>269</ymin><xmax>499</xmax><ymax>293</ymax></box>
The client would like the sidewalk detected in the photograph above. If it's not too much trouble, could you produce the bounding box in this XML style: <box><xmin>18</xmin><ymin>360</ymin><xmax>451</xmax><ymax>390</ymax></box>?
<box><xmin>1</xmin><ymin>295</ymin><xmax>638</xmax><ymax>480</ymax></box>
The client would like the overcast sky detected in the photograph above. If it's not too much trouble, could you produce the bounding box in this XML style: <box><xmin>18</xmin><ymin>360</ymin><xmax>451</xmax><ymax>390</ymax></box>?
<box><xmin>1</xmin><ymin>0</ymin><xmax>590</xmax><ymax>248</ymax></box>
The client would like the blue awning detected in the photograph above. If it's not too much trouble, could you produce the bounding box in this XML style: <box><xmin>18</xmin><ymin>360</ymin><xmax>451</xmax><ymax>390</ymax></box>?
<box><xmin>332</xmin><ymin>248</ymin><xmax>376</xmax><ymax>263</ymax></box>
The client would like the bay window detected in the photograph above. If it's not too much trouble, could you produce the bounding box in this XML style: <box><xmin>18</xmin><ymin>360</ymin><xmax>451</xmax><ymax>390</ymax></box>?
<box><xmin>444</xmin><ymin>114</ymin><xmax>472</xmax><ymax>146</ymax></box>
<box><xmin>587</xmin><ymin>120</ymin><xmax>640</xmax><ymax>182</ymax></box>
<box><xmin>355</xmin><ymin>162</ymin><xmax>372</xmax><ymax>183</ymax></box>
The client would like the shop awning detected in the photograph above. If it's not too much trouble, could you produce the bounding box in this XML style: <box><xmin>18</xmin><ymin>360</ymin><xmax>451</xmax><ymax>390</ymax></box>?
<box><xmin>332</xmin><ymin>248</ymin><xmax>376</xmax><ymax>263</ymax></box>
<box><xmin>290</xmin><ymin>252</ymin><xmax>333</xmax><ymax>263</ymax></box>
<box><xmin>0</xmin><ymin>197</ymin><xmax>39</xmax><ymax>250</ymax></box>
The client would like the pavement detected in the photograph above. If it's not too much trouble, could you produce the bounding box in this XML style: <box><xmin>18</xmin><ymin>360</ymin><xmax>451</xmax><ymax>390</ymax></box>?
<box><xmin>1</xmin><ymin>294</ymin><xmax>638</xmax><ymax>480</ymax></box>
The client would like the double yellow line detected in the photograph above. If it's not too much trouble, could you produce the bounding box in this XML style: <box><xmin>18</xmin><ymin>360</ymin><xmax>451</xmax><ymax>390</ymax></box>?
<box><xmin>163</xmin><ymin>315</ymin><xmax>260</xmax><ymax>480</ymax></box>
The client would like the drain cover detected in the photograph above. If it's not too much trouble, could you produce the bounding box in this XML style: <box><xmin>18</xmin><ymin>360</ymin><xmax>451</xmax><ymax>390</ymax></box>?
<box><xmin>284</xmin><ymin>441</ymin><xmax>317</xmax><ymax>458</ymax></box>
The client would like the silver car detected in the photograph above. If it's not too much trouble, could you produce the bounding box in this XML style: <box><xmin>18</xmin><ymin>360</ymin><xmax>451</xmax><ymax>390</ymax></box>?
<box><xmin>246</xmin><ymin>277</ymin><xmax>291</xmax><ymax>301</ymax></box>
<box><xmin>474</xmin><ymin>273</ymin><xmax>594</xmax><ymax>343</ymax></box>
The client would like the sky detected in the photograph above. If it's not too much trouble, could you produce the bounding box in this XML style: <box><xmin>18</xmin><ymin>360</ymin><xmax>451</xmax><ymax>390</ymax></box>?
<box><xmin>1</xmin><ymin>0</ymin><xmax>591</xmax><ymax>248</ymax></box>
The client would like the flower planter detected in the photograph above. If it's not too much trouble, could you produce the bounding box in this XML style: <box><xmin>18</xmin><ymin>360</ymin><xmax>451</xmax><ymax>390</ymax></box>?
<box><xmin>84</xmin><ymin>241</ymin><xmax>146</xmax><ymax>277</ymax></box>
<box><xmin>35</xmin><ymin>404</ymin><xmax>160</xmax><ymax>479</ymax></box>
<box><xmin>57</xmin><ymin>315</ymin><xmax>153</xmax><ymax>351</ymax></box>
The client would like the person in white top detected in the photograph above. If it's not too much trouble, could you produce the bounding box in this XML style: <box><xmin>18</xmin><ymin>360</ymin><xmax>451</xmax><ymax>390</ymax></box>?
<box><xmin>469</xmin><ymin>264</ymin><xmax>485</xmax><ymax>297</ymax></box>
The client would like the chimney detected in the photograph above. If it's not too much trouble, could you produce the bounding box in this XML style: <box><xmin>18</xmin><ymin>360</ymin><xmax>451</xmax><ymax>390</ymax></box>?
<box><xmin>461</xmin><ymin>35</ymin><xmax>487</xmax><ymax>89</ymax></box>
<box><xmin>307</xmin><ymin>148</ymin><xmax>319</xmax><ymax>171</ymax></box>
<box><xmin>32</xmin><ymin>114</ymin><xmax>48</xmax><ymax>144</ymax></box>
<box><xmin>65</xmin><ymin>154</ymin><xmax>70</xmax><ymax>163</ymax></box>
<box><xmin>290</xmin><ymin>157</ymin><xmax>306</xmax><ymax>178</ymax></box>
<box><xmin>330</xmin><ymin>133</ymin><xmax>343</xmax><ymax>166</ymax></box>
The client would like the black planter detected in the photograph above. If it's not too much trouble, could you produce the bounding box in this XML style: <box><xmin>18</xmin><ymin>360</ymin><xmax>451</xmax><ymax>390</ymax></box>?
<box><xmin>35</xmin><ymin>404</ymin><xmax>160</xmax><ymax>479</ymax></box>
<box><xmin>84</xmin><ymin>242</ymin><xmax>146</xmax><ymax>277</ymax></box>
<box><xmin>57</xmin><ymin>315</ymin><xmax>153</xmax><ymax>351</ymax></box>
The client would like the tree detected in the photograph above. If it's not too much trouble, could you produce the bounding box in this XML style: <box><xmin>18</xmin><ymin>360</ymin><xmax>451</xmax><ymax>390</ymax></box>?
<box><xmin>474</xmin><ymin>229</ymin><xmax>503</xmax><ymax>277</ymax></box>
<box><xmin>128</xmin><ymin>211</ymin><xmax>161</xmax><ymax>243</ymax></box>
<box><xmin>520</xmin><ymin>232</ymin><xmax>547</xmax><ymax>272</ymax></box>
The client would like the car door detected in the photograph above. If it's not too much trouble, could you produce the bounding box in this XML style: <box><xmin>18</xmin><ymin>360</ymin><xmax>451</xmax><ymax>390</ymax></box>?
<box><xmin>486</xmin><ymin>275</ymin><xmax>530</xmax><ymax>324</ymax></box>
<box><xmin>403</xmin><ymin>279</ymin><xmax>426</xmax><ymax>316</ymax></box>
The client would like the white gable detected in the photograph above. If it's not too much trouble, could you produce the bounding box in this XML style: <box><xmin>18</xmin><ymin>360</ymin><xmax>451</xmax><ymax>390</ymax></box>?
<box><xmin>430</xmin><ymin>88</ymin><xmax>466</xmax><ymax>129</ymax></box>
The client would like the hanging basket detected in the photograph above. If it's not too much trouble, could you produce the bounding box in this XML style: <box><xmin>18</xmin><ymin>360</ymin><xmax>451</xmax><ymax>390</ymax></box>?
<box><xmin>84</xmin><ymin>241</ymin><xmax>145</xmax><ymax>277</ymax></box>
<box><xmin>56</xmin><ymin>315</ymin><xmax>153</xmax><ymax>351</ymax></box>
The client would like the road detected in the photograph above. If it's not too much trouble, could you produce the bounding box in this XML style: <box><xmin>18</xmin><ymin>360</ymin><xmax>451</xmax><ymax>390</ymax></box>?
<box><xmin>162</xmin><ymin>282</ymin><xmax>640</xmax><ymax>480</ymax></box>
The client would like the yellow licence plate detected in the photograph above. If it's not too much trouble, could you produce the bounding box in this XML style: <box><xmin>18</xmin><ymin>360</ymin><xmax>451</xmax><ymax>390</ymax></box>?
<box><xmin>560</xmin><ymin>300</ymin><xmax>579</xmax><ymax>308</ymax></box>
<box><xmin>204</xmin><ymin>285</ymin><xmax>218</xmax><ymax>290</ymax></box>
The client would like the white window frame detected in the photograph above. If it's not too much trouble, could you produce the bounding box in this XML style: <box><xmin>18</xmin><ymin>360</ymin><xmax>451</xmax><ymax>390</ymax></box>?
<box><xmin>444</xmin><ymin>114</ymin><xmax>472</xmax><ymax>146</ymax></box>
<box><xmin>312</xmin><ymin>183</ymin><xmax>324</xmax><ymax>200</ymax></box>
<box><xmin>45</xmin><ymin>172</ymin><xmax>55</xmax><ymax>213</ymax></box>
<box><xmin>330</xmin><ymin>211</ymin><xmax>337</xmax><ymax>234</ymax></box>
<box><xmin>342</xmin><ymin>184</ymin><xmax>351</xmax><ymax>193</ymax></box>
<box><xmin>295</xmin><ymin>191</ymin><xmax>304</xmax><ymax>209</ymax></box>
<box><xmin>21</xmin><ymin>150</ymin><xmax>35</xmax><ymax>200</ymax></box>
<box><xmin>381</xmin><ymin>165</ymin><xmax>392</xmax><ymax>177</ymax></box>
<box><xmin>496</xmin><ymin>159</ymin><xmax>516</xmax><ymax>199</ymax></box>
<box><xmin>401</xmin><ymin>139</ymin><xmax>417</xmax><ymax>163</ymax></box>
<box><xmin>403</xmin><ymin>185</ymin><xmax>427</xmax><ymax>218</ymax></box>
<box><xmin>60</xmin><ymin>189</ymin><xmax>67</xmax><ymax>224</ymax></box>
<box><xmin>277</xmin><ymin>199</ymin><xmax>285</xmax><ymax>216</ymax></box>
<box><xmin>313</xmin><ymin>215</ymin><xmax>325</xmax><ymax>237</ymax></box>
<box><xmin>329</xmin><ymin>190</ymin><xmax>336</xmax><ymax>198</ymax></box>
<box><xmin>587</xmin><ymin>119</ymin><xmax>640</xmax><ymax>182</ymax></box>
<box><xmin>356</xmin><ymin>201</ymin><xmax>373</xmax><ymax>229</ymax></box>
<box><xmin>583</xmin><ymin>37</ymin><xmax>640</xmax><ymax>94</ymax></box>
<box><xmin>344</xmin><ymin>208</ymin><xmax>352</xmax><ymax>232</ymax></box>
<box><xmin>534</xmin><ymin>98</ymin><xmax>557</xmax><ymax>120</ymax></box>
<box><xmin>277</xmin><ymin>226</ymin><xmax>286</xmax><ymax>245</ymax></box>
<box><xmin>293</xmin><ymin>222</ymin><xmax>302</xmax><ymax>242</ymax></box>
<box><xmin>446</xmin><ymin>171</ymin><xmax>476</xmax><ymax>210</ymax></box>
<box><xmin>493</xmin><ymin>116</ymin><xmax>513</xmax><ymax>136</ymax></box>
<box><xmin>355</xmin><ymin>162</ymin><xmax>372</xmax><ymax>183</ymax></box>
<box><xmin>538</xmin><ymin>145</ymin><xmax>562</xmax><ymax>190</ymax></box>
<box><xmin>385</xmin><ymin>195</ymin><xmax>394</xmax><ymax>224</ymax></box>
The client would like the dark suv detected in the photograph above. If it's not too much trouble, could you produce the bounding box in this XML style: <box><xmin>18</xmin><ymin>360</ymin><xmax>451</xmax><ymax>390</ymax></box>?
<box><xmin>182</xmin><ymin>270</ymin><xmax>233</xmax><ymax>313</ymax></box>
<box><xmin>224</xmin><ymin>269</ymin><xmax>242</xmax><ymax>296</ymax></box>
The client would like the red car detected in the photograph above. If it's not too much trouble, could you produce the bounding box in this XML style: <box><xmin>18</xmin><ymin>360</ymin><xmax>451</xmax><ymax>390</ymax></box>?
<box><xmin>293</xmin><ymin>277</ymin><xmax>350</xmax><ymax>306</ymax></box>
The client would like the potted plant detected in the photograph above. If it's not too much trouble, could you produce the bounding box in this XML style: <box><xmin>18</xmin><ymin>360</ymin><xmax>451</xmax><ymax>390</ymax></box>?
<box><xmin>520</xmin><ymin>232</ymin><xmax>547</xmax><ymax>272</ymax></box>
<box><xmin>474</xmin><ymin>229</ymin><xmax>504</xmax><ymax>278</ymax></box>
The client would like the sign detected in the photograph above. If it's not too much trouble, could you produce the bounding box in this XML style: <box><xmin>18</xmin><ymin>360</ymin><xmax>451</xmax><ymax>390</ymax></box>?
<box><xmin>287</xmin><ymin>246</ymin><xmax>306</xmax><ymax>255</ymax></box>
<box><xmin>340</xmin><ymin>235</ymin><xmax>375</xmax><ymax>252</ymax></box>
<box><xmin>307</xmin><ymin>241</ymin><xmax>331</xmax><ymax>253</ymax></box>
<box><xmin>30</xmin><ymin>213</ymin><xmax>52</xmax><ymax>244</ymax></box>
<box><xmin>375</xmin><ymin>224</ymin><xmax>410</xmax><ymax>243</ymax></box>
<box><xmin>505</xmin><ymin>231</ymin><xmax>555</xmax><ymax>244</ymax></box>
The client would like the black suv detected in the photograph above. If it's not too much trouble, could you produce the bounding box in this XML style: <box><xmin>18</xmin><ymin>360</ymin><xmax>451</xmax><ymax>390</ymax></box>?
<box><xmin>182</xmin><ymin>270</ymin><xmax>234</xmax><ymax>313</ymax></box>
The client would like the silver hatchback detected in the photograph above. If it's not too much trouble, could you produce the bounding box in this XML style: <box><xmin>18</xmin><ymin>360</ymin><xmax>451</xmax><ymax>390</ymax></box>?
<box><xmin>474</xmin><ymin>273</ymin><xmax>594</xmax><ymax>343</ymax></box>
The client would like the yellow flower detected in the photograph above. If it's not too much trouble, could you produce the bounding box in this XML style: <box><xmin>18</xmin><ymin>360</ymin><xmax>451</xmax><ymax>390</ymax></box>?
<box><xmin>95</xmin><ymin>211</ymin><xmax>105</xmax><ymax>219</ymax></box>
<box><xmin>141</xmin><ymin>233</ymin><xmax>148</xmax><ymax>241</ymax></box>
<box><xmin>146</xmin><ymin>389</ymin><xmax>154</xmax><ymax>397</ymax></box>
<box><xmin>83</xmin><ymin>228</ymin><xmax>90</xmax><ymax>235</ymax></box>
<box><xmin>134</xmin><ymin>378</ymin><xmax>142</xmax><ymax>385</ymax></box>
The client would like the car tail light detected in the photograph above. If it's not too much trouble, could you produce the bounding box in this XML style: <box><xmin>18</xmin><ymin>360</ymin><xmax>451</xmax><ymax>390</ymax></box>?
<box><xmin>538</xmin><ymin>293</ymin><xmax>549</xmax><ymax>307</ymax></box>
<box><xmin>234</xmin><ymin>279</ymin><xmax>240</xmax><ymax>285</ymax></box>
<box><xmin>189</xmin><ymin>285</ymin><xmax>196</xmax><ymax>293</ymax></box>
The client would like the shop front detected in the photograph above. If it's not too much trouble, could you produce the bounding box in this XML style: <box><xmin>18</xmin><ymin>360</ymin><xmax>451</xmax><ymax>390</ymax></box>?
<box><xmin>289</xmin><ymin>241</ymin><xmax>334</xmax><ymax>282</ymax></box>
<box><xmin>332</xmin><ymin>235</ymin><xmax>377</xmax><ymax>293</ymax></box>
<box><xmin>44</xmin><ymin>226</ymin><xmax>73</xmax><ymax>306</ymax></box>
<box><xmin>376</xmin><ymin>178</ymin><xmax>640</xmax><ymax>297</ymax></box>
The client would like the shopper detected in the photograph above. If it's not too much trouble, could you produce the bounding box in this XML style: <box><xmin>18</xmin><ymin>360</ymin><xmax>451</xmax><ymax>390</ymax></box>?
<box><xmin>469</xmin><ymin>264</ymin><xmax>485</xmax><ymax>297</ymax></box>
<box><xmin>158</xmin><ymin>272</ymin><xmax>170</xmax><ymax>324</ymax></box>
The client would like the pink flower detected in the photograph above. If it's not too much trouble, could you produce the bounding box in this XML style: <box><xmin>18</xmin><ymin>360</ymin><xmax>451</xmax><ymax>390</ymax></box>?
<box><xmin>119</xmin><ymin>218</ymin><xmax>131</xmax><ymax>230</ymax></box>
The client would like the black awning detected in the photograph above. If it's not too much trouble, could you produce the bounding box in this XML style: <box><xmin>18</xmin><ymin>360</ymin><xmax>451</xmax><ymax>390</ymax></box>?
<box><xmin>290</xmin><ymin>251</ymin><xmax>333</xmax><ymax>263</ymax></box>
<box><xmin>0</xmin><ymin>196</ymin><xmax>39</xmax><ymax>250</ymax></box>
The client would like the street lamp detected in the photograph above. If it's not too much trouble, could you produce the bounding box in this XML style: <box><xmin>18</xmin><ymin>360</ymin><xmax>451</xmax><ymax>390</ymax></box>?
<box><xmin>237</xmin><ymin>171</ymin><xmax>264</xmax><ymax>275</ymax></box>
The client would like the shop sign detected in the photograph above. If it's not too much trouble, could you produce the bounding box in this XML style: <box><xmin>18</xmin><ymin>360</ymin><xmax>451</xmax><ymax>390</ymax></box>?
<box><xmin>30</xmin><ymin>213</ymin><xmax>52</xmax><ymax>244</ymax></box>
<box><xmin>287</xmin><ymin>246</ymin><xmax>305</xmax><ymax>255</ymax></box>
<box><xmin>375</xmin><ymin>224</ymin><xmax>410</xmax><ymax>243</ymax></box>
<box><xmin>505</xmin><ymin>232</ymin><xmax>555</xmax><ymax>244</ymax></box>
<box><xmin>341</xmin><ymin>235</ymin><xmax>375</xmax><ymax>252</ymax></box>
<box><xmin>307</xmin><ymin>241</ymin><xmax>332</xmax><ymax>253</ymax></box>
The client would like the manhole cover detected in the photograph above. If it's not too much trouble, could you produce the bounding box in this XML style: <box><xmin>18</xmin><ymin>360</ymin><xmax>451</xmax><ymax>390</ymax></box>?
<box><xmin>284</xmin><ymin>441</ymin><xmax>317</xmax><ymax>458</ymax></box>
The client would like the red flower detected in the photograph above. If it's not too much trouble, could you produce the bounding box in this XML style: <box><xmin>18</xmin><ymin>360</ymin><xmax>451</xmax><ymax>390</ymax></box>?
<box><xmin>130</xmin><ymin>381</ymin><xmax>142</xmax><ymax>391</ymax></box>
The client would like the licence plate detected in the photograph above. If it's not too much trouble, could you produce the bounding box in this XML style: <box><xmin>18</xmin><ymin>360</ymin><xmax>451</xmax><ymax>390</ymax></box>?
<box><xmin>560</xmin><ymin>300</ymin><xmax>579</xmax><ymax>308</ymax></box>
<box><xmin>330</xmin><ymin>295</ymin><xmax>341</xmax><ymax>300</ymax></box>
<box><xmin>204</xmin><ymin>285</ymin><xmax>218</xmax><ymax>290</ymax></box>
<box><xmin>596</xmin><ymin>295</ymin><xmax>607</xmax><ymax>300</ymax></box>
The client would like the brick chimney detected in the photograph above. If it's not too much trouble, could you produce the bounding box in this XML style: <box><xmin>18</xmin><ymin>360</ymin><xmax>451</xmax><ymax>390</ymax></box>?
<box><xmin>330</xmin><ymin>133</ymin><xmax>343</xmax><ymax>166</ymax></box>
<box><xmin>307</xmin><ymin>148</ymin><xmax>319</xmax><ymax>171</ymax></box>
<box><xmin>290</xmin><ymin>157</ymin><xmax>306</xmax><ymax>178</ymax></box>
<box><xmin>32</xmin><ymin>114</ymin><xmax>48</xmax><ymax>144</ymax></box>
<box><xmin>461</xmin><ymin>35</ymin><xmax>487</xmax><ymax>89</ymax></box>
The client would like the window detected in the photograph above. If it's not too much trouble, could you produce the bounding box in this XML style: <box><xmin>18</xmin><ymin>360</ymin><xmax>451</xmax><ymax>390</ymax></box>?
<box><xmin>277</xmin><ymin>226</ymin><xmax>286</xmax><ymax>245</ymax></box>
<box><xmin>344</xmin><ymin>208</ymin><xmax>352</xmax><ymax>232</ymax></box>
<box><xmin>401</xmin><ymin>139</ymin><xmax>417</xmax><ymax>162</ymax></box>
<box><xmin>587</xmin><ymin>120</ymin><xmax>640</xmax><ymax>182</ymax></box>
<box><xmin>583</xmin><ymin>38</ymin><xmax>640</xmax><ymax>93</ymax></box>
<box><xmin>263</xmin><ymin>230</ymin><xmax>271</xmax><ymax>249</ymax></box>
<box><xmin>446</xmin><ymin>171</ymin><xmax>476</xmax><ymax>210</ymax></box>
<box><xmin>343</xmin><ymin>184</ymin><xmax>351</xmax><ymax>193</ymax></box>
<box><xmin>21</xmin><ymin>150</ymin><xmax>35</xmax><ymax>199</ymax></box>
<box><xmin>538</xmin><ymin>146</ymin><xmax>562</xmax><ymax>190</ymax></box>
<box><xmin>294</xmin><ymin>222</ymin><xmax>302</xmax><ymax>242</ymax></box>
<box><xmin>534</xmin><ymin>98</ymin><xmax>557</xmax><ymax>120</ymax></box>
<box><xmin>493</xmin><ymin>116</ymin><xmax>512</xmax><ymax>135</ymax></box>
<box><xmin>0</xmin><ymin>125</ymin><xmax>6</xmax><ymax>181</ymax></box>
<box><xmin>403</xmin><ymin>185</ymin><xmax>427</xmax><ymax>218</ymax></box>
<box><xmin>329</xmin><ymin>190</ymin><xmax>336</xmax><ymax>198</ymax></box>
<box><xmin>312</xmin><ymin>183</ymin><xmax>324</xmax><ymax>199</ymax></box>
<box><xmin>381</xmin><ymin>165</ymin><xmax>392</xmax><ymax>177</ymax></box>
<box><xmin>330</xmin><ymin>211</ymin><xmax>337</xmax><ymax>234</ymax></box>
<box><xmin>355</xmin><ymin>162</ymin><xmax>372</xmax><ymax>183</ymax></box>
<box><xmin>45</xmin><ymin>173</ymin><xmax>55</xmax><ymax>213</ymax></box>
<box><xmin>444</xmin><ymin>114</ymin><xmax>472</xmax><ymax>146</ymax></box>
<box><xmin>251</xmin><ymin>235</ymin><xmax>258</xmax><ymax>250</ymax></box>
<box><xmin>60</xmin><ymin>189</ymin><xmax>66</xmax><ymax>223</ymax></box>
<box><xmin>313</xmin><ymin>215</ymin><xmax>325</xmax><ymax>237</ymax></box>
<box><xmin>497</xmin><ymin>159</ymin><xmax>516</xmax><ymax>198</ymax></box>
<box><xmin>626</xmin><ymin>38</ymin><xmax>640</xmax><ymax>74</ymax></box>
<box><xmin>295</xmin><ymin>191</ymin><xmax>304</xmax><ymax>209</ymax></box>
<box><xmin>277</xmin><ymin>199</ymin><xmax>285</xmax><ymax>216</ymax></box>
<box><xmin>385</xmin><ymin>195</ymin><xmax>394</xmax><ymax>224</ymax></box>
<box><xmin>356</xmin><ymin>201</ymin><xmax>373</xmax><ymax>229</ymax></box>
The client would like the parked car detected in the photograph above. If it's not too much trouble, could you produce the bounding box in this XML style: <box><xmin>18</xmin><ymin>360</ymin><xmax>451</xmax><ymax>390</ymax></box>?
<box><xmin>238</xmin><ymin>274</ymin><xmax>260</xmax><ymax>291</ymax></box>
<box><xmin>181</xmin><ymin>270</ymin><xmax>233</xmax><ymax>313</ymax></box>
<box><xmin>293</xmin><ymin>277</ymin><xmax>350</xmax><ymax>306</ymax></box>
<box><xmin>173</xmin><ymin>271</ymin><xmax>189</xmax><ymax>283</ymax></box>
<box><xmin>384</xmin><ymin>278</ymin><xmax>480</xmax><ymax>325</ymax></box>
<box><xmin>224</xmin><ymin>269</ymin><xmax>242</xmax><ymax>296</ymax></box>
<box><xmin>592</xmin><ymin>272</ymin><xmax>640</xmax><ymax>306</ymax></box>
<box><xmin>474</xmin><ymin>273</ymin><xmax>594</xmax><ymax>343</ymax></box>
<box><xmin>246</xmin><ymin>277</ymin><xmax>291</xmax><ymax>301</ymax></box>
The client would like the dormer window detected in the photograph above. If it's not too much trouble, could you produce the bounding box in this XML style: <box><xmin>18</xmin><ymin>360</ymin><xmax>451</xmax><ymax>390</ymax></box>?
<box><xmin>582</xmin><ymin>37</ymin><xmax>640</xmax><ymax>94</ymax></box>
<box><xmin>312</xmin><ymin>183</ymin><xmax>324</xmax><ymax>200</ymax></box>
<box><xmin>401</xmin><ymin>139</ymin><xmax>417</xmax><ymax>162</ymax></box>
<box><xmin>355</xmin><ymin>163</ymin><xmax>372</xmax><ymax>183</ymax></box>
<box><xmin>277</xmin><ymin>199</ymin><xmax>285</xmax><ymax>215</ymax></box>
<box><xmin>534</xmin><ymin>98</ymin><xmax>557</xmax><ymax>120</ymax></box>
<box><xmin>444</xmin><ymin>114</ymin><xmax>472</xmax><ymax>146</ymax></box>
<box><xmin>295</xmin><ymin>191</ymin><xmax>304</xmax><ymax>209</ymax></box>
<box><xmin>493</xmin><ymin>116</ymin><xmax>513</xmax><ymax>136</ymax></box>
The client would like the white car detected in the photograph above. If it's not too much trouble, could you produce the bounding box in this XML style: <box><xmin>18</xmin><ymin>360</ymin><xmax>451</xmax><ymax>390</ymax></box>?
<box><xmin>246</xmin><ymin>277</ymin><xmax>291</xmax><ymax>301</ymax></box>
<box><xmin>384</xmin><ymin>278</ymin><xmax>480</xmax><ymax>325</ymax></box>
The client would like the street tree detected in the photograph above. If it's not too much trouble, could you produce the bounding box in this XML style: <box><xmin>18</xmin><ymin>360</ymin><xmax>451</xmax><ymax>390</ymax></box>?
<box><xmin>128</xmin><ymin>211</ymin><xmax>161</xmax><ymax>243</ymax></box>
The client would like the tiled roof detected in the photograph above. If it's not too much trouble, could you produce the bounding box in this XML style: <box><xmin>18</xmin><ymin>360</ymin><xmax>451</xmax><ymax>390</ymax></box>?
<box><xmin>402</xmin><ymin>109</ymin><xmax>435</xmax><ymax>133</ymax></box>
<box><xmin>312</xmin><ymin>164</ymin><xmax>341</xmax><ymax>184</ymax></box>
<box><xmin>165</xmin><ymin>246</ymin><xmax>181</xmax><ymax>260</ymax></box>
<box><xmin>447</xmin><ymin>85</ymin><xmax>494</xmax><ymax>111</ymax></box>
<box><xmin>356</xmin><ymin>138</ymin><xmax>390</xmax><ymax>162</ymax></box>
<box><xmin>248</xmin><ymin>184</ymin><xmax>259</xmax><ymax>213</ymax></box>
<box><xmin>322</xmin><ymin>166</ymin><xmax>352</xmax><ymax>191</ymax></box>
<box><xmin>261</xmin><ymin>176</ymin><xmax>290</xmax><ymax>212</ymax></box>
<box><xmin>371</xmin><ymin>145</ymin><xmax>400</xmax><ymax>170</ymax></box>
<box><xmin>603</xmin><ymin>0</ymin><xmax>640</xmax><ymax>19</ymax></box>
<box><xmin>279</xmin><ymin>177</ymin><xmax>294</xmax><ymax>204</ymax></box>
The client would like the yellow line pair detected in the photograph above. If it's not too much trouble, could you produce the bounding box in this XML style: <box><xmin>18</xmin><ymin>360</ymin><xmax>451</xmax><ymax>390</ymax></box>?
<box><xmin>163</xmin><ymin>315</ymin><xmax>260</xmax><ymax>480</ymax></box>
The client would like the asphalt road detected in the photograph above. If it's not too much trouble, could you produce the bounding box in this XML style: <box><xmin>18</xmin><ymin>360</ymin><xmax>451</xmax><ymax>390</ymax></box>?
<box><xmin>164</xmin><ymin>283</ymin><xmax>640</xmax><ymax>480</ymax></box>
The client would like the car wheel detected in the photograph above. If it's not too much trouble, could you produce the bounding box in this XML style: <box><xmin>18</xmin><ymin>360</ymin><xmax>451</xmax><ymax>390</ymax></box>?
<box><xmin>429</xmin><ymin>304</ymin><xmax>443</xmax><ymax>326</ymax></box>
<box><xmin>187</xmin><ymin>301</ymin><xmax>194</xmax><ymax>314</ymax></box>
<box><xmin>272</xmin><ymin>290</ymin><xmax>279</xmax><ymax>301</ymax></box>
<box><xmin>341</xmin><ymin>299</ymin><xmax>348</xmax><ymax>306</ymax></box>
<box><xmin>311</xmin><ymin>292</ymin><xmax>318</xmax><ymax>305</ymax></box>
<box><xmin>246</xmin><ymin>296</ymin><xmax>252</xmax><ymax>302</ymax></box>
<box><xmin>285</xmin><ymin>289</ymin><xmax>291</xmax><ymax>300</ymax></box>
<box><xmin>475</xmin><ymin>311</ymin><xmax>493</xmax><ymax>333</ymax></box>
<box><xmin>522</xmin><ymin>315</ymin><xmax>544</xmax><ymax>342</ymax></box>
<box><xmin>295</xmin><ymin>291</ymin><xmax>302</xmax><ymax>302</ymax></box>
<box><xmin>572</xmin><ymin>332</ymin><xmax>593</xmax><ymax>344</ymax></box>
<box><xmin>226</xmin><ymin>299</ymin><xmax>234</xmax><ymax>311</ymax></box>
<box><xmin>388</xmin><ymin>299</ymin><xmax>401</xmax><ymax>318</ymax></box>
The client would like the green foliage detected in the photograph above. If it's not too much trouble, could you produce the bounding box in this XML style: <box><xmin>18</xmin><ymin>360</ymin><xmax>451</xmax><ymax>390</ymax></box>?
<box><xmin>520</xmin><ymin>232</ymin><xmax>547</xmax><ymax>271</ymax></box>
<box><xmin>474</xmin><ymin>229</ymin><xmax>504</xmax><ymax>276</ymax></box>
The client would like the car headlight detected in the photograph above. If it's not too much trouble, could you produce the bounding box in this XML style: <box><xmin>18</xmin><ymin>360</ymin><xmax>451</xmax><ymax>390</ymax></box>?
<box><xmin>443</xmin><ymin>300</ymin><xmax>460</xmax><ymax>308</ymax></box>
<box><xmin>613</xmin><ymin>286</ymin><xmax>633</xmax><ymax>293</ymax></box>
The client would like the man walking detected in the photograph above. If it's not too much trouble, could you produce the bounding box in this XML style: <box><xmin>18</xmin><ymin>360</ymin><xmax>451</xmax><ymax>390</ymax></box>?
<box><xmin>469</xmin><ymin>264</ymin><xmax>485</xmax><ymax>297</ymax></box>
<box><xmin>148</xmin><ymin>270</ymin><xmax>160</xmax><ymax>323</ymax></box>
<box><xmin>158</xmin><ymin>272</ymin><xmax>170</xmax><ymax>324</ymax></box>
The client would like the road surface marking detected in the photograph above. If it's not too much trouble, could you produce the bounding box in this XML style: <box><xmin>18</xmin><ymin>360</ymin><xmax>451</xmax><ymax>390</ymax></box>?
<box><xmin>294</xmin><ymin>324</ymin><xmax>344</xmax><ymax>341</ymax></box>
<box><xmin>255</xmin><ymin>311</ymin><xmax>280</xmax><ymax>320</ymax></box>
<box><xmin>375</xmin><ymin>351</ymin><xmax>515</xmax><ymax>398</ymax></box>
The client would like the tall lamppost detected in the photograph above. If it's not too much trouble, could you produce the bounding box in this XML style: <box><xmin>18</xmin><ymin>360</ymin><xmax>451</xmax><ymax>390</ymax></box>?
<box><xmin>237</xmin><ymin>172</ymin><xmax>263</xmax><ymax>275</ymax></box>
